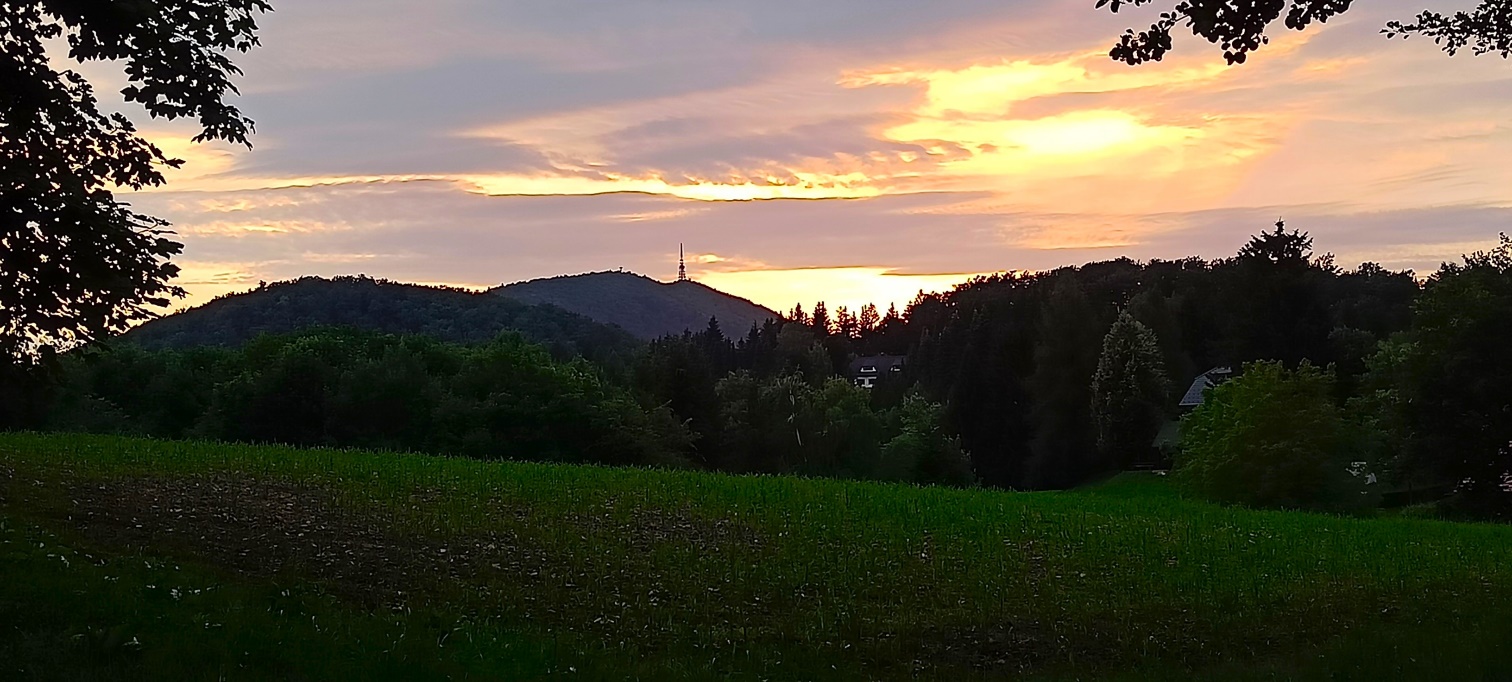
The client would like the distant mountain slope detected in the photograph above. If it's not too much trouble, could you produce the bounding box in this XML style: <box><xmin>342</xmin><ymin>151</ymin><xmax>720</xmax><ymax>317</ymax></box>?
<box><xmin>492</xmin><ymin>271</ymin><xmax>780</xmax><ymax>340</ymax></box>
<box><xmin>123</xmin><ymin>276</ymin><xmax>640</xmax><ymax>363</ymax></box>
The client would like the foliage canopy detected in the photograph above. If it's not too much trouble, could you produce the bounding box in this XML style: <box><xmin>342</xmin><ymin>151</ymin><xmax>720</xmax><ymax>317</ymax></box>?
<box><xmin>1365</xmin><ymin>234</ymin><xmax>1512</xmax><ymax>516</ymax></box>
<box><xmin>1</xmin><ymin>0</ymin><xmax>269</xmax><ymax>358</ymax></box>
<box><xmin>1099</xmin><ymin>0</ymin><xmax>1512</xmax><ymax>65</ymax></box>
<box><xmin>1178</xmin><ymin>361</ymin><xmax>1370</xmax><ymax>510</ymax></box>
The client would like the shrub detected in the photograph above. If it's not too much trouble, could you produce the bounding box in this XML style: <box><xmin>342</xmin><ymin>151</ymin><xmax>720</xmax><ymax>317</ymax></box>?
<box><xmin>879</xmin><ymin>395</ymin><xmax>976</xmax><ymax>487</ymax></box>
<box><xmin>1177</xmin><ymin>361</ymin><xmax>1373</xmax><ymax>510</ymax></box>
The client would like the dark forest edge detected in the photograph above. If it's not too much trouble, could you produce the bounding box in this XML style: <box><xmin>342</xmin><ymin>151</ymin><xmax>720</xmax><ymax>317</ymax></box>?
<box><xmin>4</xmin><ymin>225</ymin><xmax>1512</xmax><ymax>519</ymax></box>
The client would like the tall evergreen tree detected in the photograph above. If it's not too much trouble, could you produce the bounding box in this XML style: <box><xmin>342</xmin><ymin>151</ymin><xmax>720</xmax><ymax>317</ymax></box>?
<box><xmin>1023</xmin><ymin>276</ymin><xmax>1107</xmax><ymax>487</ymax></box>
<box><xmin>811</xmin><ymin>301</ymin><xmax>832</xmax><ymax>336</ymax></box>
<box><xmin>1128</xmin><ymin>290</ymin><xmax>1194</xmax><ymax>400</ymax></box>
<box><xmin>858</xmin><ymin>303</ymin><xmax>881</xmax><ymax>334</ymax></box>
<box><xmin>1090</xmin><ymin>312</ymin><xmax>1172</xmax><ymax>470</ymax></box>
<box><xmin>1224</xmin><ymin>221</ymin><xmax>1335</xmax><ymax>367</ymax></box>
<box><xmin>835</xmin><ymin>306</ymin><xmax>858</xmax><ymax>339</ymax></box>
<box><xmin>788</xmin><ymin>303</ymin><xmax>810</xmax><ymax>326</ymax></box>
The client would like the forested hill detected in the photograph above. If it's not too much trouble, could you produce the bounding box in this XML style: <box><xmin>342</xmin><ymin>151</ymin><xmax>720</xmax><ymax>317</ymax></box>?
<box><xmin>123</xmin><ymin>276</ymin><xmax>641</xmax><ymax>363</ymax></box>
<box><xmin>492</xmin><ymin>271</ymin><xmax>779</xmax><ymax>340</ymax></box>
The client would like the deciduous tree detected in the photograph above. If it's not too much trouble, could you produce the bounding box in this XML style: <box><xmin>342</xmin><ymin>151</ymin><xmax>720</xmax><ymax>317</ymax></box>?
<box><xmin>1375</xmin><ymin>234</ymin><xmax>1512</xmax><ymax>516</ymax></box>
<box><xmin>1099</xmin><ymin>0</ymin><xmax>1512</xmax><ymax>66</ymax></box>
<box><xmin>1178</xmin><ymin>361</ymin><xmax>1369</xmax><ymax>510</ymax></box>
<box><xmin>2</xmin><ymin>0</ymin><xmax>270</xmax><ymax>357</ymax></box>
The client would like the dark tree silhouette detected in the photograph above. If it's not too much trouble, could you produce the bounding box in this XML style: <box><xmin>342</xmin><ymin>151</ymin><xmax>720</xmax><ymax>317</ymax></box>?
<box><xmin>1099</xmin><ymin>0</ymin><xmax>1512</xmax><ymax>65</ymax></box>
<box><xmin>1</xmin><ymin>0</ymin><xmax>270</xmax><ymax>358</ymax></box>
<box><xmin>811</xmin><ymin>301</ymin><xmax>832</xmax><ymax>337</ymax></box>
<box><xmin>1091</xmin><ymin>311</ymin><xmax>1171</xmax><ymax>470</ymax></box>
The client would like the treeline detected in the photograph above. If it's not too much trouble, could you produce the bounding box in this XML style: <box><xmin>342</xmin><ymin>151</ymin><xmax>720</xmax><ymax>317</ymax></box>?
<box><xmin>11</xmin><ymin>325</ymin><xmax>970</xmax><ymax>487</ymax></box>
<box><xmin>638</xmin><ymin>224</ymin><xmax>1419</xmax><ymax>487</ymax></box>
<box><xmin>35</xmin><ymin>331</ymin><xmax>689</xmax><ymax>466</ymax></box>
<box><xmin>895</xmin><ymin>224</ymin><xmax>1424</xmax><ymax>492</ymax></box>
<box><xmin>631</xmin><ymin>319</ymin><xmax>971</xmax><ymax>485</ymax></box>
<box><xmin>633</xmin><ymin>224</ymin><xmax>1512</xmax><ymax>517</ymax></box>
<box><xmin>5</xmin><ymin>223</ymin><xmax>1511</xmax><ymax>515</ymax></box>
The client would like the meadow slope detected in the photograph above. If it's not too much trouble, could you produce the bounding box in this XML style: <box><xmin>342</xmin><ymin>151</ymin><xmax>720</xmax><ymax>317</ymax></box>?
<box><xmin>2</xmin><ymin>433</ymin><xmax>1510</xmax><ymax>680</ymax></box>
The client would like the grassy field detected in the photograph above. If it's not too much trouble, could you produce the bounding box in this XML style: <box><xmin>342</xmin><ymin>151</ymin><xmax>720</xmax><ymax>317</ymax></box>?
<box><xmin>2</xmin><ymin>433</ymin><xmax>1511</xmax><ymax>680</ymax></box>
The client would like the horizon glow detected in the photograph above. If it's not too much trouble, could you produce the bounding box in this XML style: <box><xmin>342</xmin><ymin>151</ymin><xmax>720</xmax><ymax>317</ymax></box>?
<box><xmin>101</xmin><ymin>0</ymin><xmax>1512</xmax><ymax>315</ymax></box>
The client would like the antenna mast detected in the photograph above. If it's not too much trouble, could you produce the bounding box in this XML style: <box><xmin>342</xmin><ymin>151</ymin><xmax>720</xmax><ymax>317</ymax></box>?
<box><xmin>677</xmin><ymin>243</ymin><xmax>688</xmax><ymax>282</ymax></box>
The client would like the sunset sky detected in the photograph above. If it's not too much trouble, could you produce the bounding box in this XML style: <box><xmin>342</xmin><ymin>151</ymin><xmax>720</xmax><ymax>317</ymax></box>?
<box><xmin>102</xmin><ymin>0</ymin><xmax>1512</xmax><ymax>313</ymax></box>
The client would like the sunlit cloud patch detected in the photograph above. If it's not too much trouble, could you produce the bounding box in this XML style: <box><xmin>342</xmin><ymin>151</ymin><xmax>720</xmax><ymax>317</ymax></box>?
<box><xmin>93</xmin><ymin>0</ymin><xmax>1512</xmax><ymax>314</ymax></box>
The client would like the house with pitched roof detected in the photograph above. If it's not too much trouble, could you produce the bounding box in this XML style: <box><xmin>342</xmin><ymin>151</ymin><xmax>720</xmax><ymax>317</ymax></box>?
<box><xmin>848</xmin><ymin>355</ymin><xmax>906</xmax><ymax>389</ymax></box>
<box><xmin>1151</xmin><ymin>367</ymin><xmax>1235</xmax><ymax>456</ymax></box>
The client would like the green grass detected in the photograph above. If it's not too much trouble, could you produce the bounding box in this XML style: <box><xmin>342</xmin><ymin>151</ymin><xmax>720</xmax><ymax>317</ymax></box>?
<box><xmin>0</xmin><ymin>518</ymin><xmax>571</xmax><ymax>680</ymax></box>
<box><xmin>3</xmin><ymin>433</ymin><xmax>1512</xmax><ymax>680</ymax></box>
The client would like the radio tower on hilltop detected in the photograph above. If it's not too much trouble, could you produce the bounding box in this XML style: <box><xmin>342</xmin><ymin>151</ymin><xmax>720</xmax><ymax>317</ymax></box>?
<box><xmin>677</xmin><ymin>243</ymin><xmax>688</xmax><ymax>282</ymax></box>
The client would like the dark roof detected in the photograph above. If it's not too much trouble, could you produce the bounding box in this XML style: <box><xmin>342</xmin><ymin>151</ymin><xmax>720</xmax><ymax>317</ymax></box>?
<box><xmin>847</xmin><ymin>354</ymin><xmax>907</xmax><ymax>377</ymax></box>
<box><xmin>1178</xmin><ymin>367</ymin><xmax>1233</xmax><ymax>407</ymax></box>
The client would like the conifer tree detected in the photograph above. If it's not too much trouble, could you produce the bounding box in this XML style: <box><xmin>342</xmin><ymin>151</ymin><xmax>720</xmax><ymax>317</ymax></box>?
<box><xmin>858</xmin><ymin>303</ymin><xmax>880</xmax><ymax>333</ymax></box>
<box><xmin>1024</xmin><ymin>277</ymin><xmax>1104</xmax><ymax>487</ymax></box>
<box><xmin>835</xmin><ymin>306</ymin><xmax>858</xmax><ymax>339</ymax></box>
<box><xmin>811</xmin><ymin>302</ymin><xmax>832</xmax><ymax>336</ymax></box>
<box><xmin>1090</xmin><ymin>312</ymin><xmax>1172</xmax><ymax>470</ymax></box>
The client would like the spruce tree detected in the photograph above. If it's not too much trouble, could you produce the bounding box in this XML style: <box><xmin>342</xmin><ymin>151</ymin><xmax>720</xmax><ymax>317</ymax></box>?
<box><xmin>788</xmin><ymin>303</ymin><xmax>810</xmax><ymax>326</ymax></box>
<box><xmin>1024</xmin><ymin>277</ymin><xmax>1104</xmax><ymax>487</ymax></box>
<box><xmin>858</xmin><ymin>303</ymin><xmax>880</xmax><ymax>333</ymax></box>
<box><xmin>1090</xmin><ymin>312</ymin><xmax>1172</xmax><ymax>470</ymax></box>
<box><xmin>835</xmin><ymin>306</ymin><xmax>858</xmax><ymax>339</ymax></box>
<box><xmin>811</xmin><ymin>302</ymin><xmax>831</xmax><ymax>336</ymax></box>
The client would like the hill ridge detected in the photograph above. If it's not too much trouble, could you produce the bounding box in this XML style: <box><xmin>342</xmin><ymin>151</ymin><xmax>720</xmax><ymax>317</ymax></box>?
<box><xmin>491</xmin><ymin>270</ymin><xmax>779</xmax><ymax>340</ymax></box>
<box><xmin>123</xmin><ymin>275</ymin><xmax>640</xmax><ymax>363</ymax></box>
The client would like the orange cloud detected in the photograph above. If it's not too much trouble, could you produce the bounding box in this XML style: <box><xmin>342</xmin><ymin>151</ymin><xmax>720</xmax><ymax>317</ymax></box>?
<box><xmin>843</xmin><ymin>53</ymin><xmax>1229</xmax><ymax>117</ymax></box>
<box><xmin>843</xmin><ymin>52</ymin><xmax>1291</xmax><ymax>216</ymax></box>
<box><xmin>458</xmin><ymin>172</ymin><xmax>883</xmax><ymax>201</ymax></box>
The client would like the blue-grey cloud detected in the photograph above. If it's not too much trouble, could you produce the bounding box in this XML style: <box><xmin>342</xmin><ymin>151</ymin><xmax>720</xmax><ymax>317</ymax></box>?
<box><xmin>106</xmin><ymin>0</ymin><xmax>1512</xmax><ymax>311</ymax></box>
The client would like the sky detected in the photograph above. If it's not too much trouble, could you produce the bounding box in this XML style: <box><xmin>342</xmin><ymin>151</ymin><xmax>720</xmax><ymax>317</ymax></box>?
<box><xmin>95</xmin><ymin>0</ymin><xmax>1512</xmax><ymax>314</ymax></box>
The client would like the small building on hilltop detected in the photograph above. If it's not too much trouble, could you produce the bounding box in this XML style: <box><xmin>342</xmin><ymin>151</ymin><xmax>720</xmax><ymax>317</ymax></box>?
<box><xmin>848</xmin><ymin>355</ymin><xmax>906</xmax><ymax>389</ymax></box>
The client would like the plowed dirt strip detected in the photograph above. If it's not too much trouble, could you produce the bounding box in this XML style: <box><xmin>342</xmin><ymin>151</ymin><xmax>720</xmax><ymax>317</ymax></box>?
<box><xmin>56</xmin><ymin>475</ymin><xmax>475</xmax><ymax>605</ymax></box>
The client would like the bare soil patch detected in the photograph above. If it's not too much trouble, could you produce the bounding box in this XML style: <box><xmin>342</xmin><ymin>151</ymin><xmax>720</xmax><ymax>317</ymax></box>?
<box><xmin>3</xmin><ymin>468</ymin><xmax>1073</xmax><ymax>675</ymax></box>
<box><xmin>12</xmin><ymin>473</ymin><xmax>769</xmax><ymax>610</ymax></box>
<box><xmin>580</xmin><ymin>503</ymin><xmax>767</xmax><ymax>554</ymax></box>
<box><xmin>43</xmin><ymin>475</ymin><xmax>490</xmax><ymax>606</ymax></box>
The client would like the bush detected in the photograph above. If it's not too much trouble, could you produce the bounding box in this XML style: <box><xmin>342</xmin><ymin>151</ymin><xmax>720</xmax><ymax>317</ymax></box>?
<box><xmin>1177</xmin><ymin>361</ymin><xmax>1374</xmax><ymax>510</ymax></box>
<box><xmin>879</xmin><ymin>395</ymin><xmax>976</xmax><ymax>487</ymax></box>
